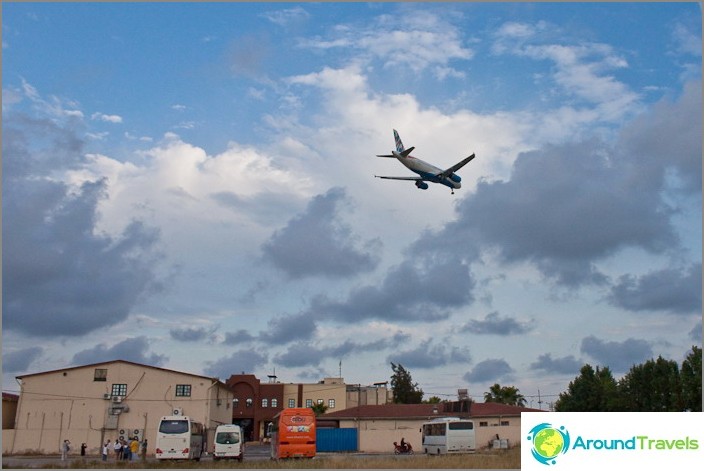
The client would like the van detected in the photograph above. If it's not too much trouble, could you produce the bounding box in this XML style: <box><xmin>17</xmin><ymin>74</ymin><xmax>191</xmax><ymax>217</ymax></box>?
<box><xmin>213</xmin><ymin>424</ymin><xmax>244</xmax><ymax>461</ymax></box>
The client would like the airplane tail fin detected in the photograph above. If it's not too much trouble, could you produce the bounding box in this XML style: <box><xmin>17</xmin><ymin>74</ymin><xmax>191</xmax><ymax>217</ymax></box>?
<box><xmin>393</xmin><ymin>129</ymin><xmax>405</xmax><ymax>153</ymax></box>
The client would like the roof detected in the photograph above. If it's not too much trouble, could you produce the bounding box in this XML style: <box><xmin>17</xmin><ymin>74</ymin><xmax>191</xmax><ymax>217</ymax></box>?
<box><xmin>321</xmin><ymin>402</ymin><xmax>542</xmax><ymax>420</ymax></box>
<box><xmin>15</xmin><ymin>359</ymin><xmax>228</xmax><ymax>387</ymax></box>
<box><xmin>3</xmin><ymin>392</ymin><xmax>19</xmax><ymax>401</ymax></box>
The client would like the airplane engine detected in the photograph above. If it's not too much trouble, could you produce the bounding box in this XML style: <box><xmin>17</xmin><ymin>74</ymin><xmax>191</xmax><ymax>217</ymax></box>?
<box><xmin>415</xmin><ymin>181</ymin><xmax>429</xmax><ymax>190</ymax></box>
<box><xmin>450</xmin><ymin>174</ymin><xmax>462</xmax><ymax>183</ymax></box>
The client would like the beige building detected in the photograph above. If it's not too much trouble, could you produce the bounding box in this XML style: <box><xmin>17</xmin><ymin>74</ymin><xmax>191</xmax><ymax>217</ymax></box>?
<box><xmin>321</xmin><ymin>402</ymin><xmax>541</xmax><ymax>453</ymax></box>
<box><xmin>3</xmin><ymin>360</ymin><xmax>233</xmax><ymax>456</ymax></box>
<box><xmin>280</xmin><ymin>377</ymin><xmax>390</xmax><ymax>411</ymax></box>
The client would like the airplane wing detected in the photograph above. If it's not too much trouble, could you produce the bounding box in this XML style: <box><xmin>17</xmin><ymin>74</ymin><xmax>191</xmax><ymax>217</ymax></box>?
<box><xmin>375</xmin><ymin>175</ymin><xmax>424</xmax><ymax>181</ymax></box>
<box><xmin>437</xmin><ymin>153</ymin><xmax>476</xmax><ymax>179</ymax></box>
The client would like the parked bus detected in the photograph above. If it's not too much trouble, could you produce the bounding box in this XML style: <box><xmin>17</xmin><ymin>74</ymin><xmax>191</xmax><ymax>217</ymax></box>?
<box><xmin>421</xmin><ymin>417</ymin><xmax>475</xmax><ymax>455</ymax></box>
<box><xmin>213</xmin><ymin>424</ymin><xmax>244</xmax><ymax>461</ymax></box>
<box><xmin>270</xmin><ymin>407</ymin><xmax>316</xmax><ymax>459</ymax></box>
<box><xmin>155</xmin><ymin>415</ymin><xmax>205</xmax><ymax>461</ymax></box>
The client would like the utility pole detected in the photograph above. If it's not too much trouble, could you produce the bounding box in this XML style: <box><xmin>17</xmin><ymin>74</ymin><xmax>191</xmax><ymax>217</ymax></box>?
<box><xmin>537</xmin><ymin>389</ymin><xmax>543</xmax><ymax>410</ymax></box>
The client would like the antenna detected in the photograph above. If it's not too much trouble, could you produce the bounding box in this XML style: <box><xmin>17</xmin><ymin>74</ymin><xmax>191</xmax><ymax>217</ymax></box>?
<box><xmin>537</xmin><ymin>389</ymin><xmax>543</xmax><ymax>410</ymax></box>
<box><xmin>339</xmin><ymin>360</ymin><xmax>342</xmax><ymax>379</ymax></box>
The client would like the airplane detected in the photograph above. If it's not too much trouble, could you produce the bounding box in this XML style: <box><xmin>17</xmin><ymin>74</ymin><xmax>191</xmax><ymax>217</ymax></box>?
<box><xmin>375</xmin><ymin>129</ymin><xmax>475</xmax><ymax>194</ymax></box>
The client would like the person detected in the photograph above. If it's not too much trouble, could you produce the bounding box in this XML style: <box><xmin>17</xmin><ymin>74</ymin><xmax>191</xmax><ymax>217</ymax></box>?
<box><xmin>140</xmin><ymin>439</ymin><xmax>148</xmax><ymax>461</ymax></box>
<box><xmin>102</xmin><ymin>442</ymin><xmax>109</xmax><ymax>461</ymax></box>
<box><xmin>80</xmin><ymin>443</ymin><xmax>87</xmax><ymax>456</ymax></box>
<box><xmin>61</xmin><ymin>440</ymin><xmax>70</xmax><ymax>461</ymax></box>
<box><xmin>113</xmin><ymin>439</ymin><xmax>122</xmax><ymax>460</ymax></box>
<box><xmin>122</xmin><ymin>439</ymin><xmax>131</xmax><ymax>460</ymax></box>
<box><xmin>130</xmin><ymin>437</ymin><xmax>139</xmax><ymax>461</ymax></box>
<box><xmin>400</xmin><ymin>437</ymin><xmax>407</xmax><ymax>452</ymax></box>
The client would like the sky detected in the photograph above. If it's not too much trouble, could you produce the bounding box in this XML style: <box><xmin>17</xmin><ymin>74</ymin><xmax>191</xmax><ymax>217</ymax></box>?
<box><xmin>2</xmin><ymin>2</ymin><xmax>702</xmax><ymax>407</ymax></box>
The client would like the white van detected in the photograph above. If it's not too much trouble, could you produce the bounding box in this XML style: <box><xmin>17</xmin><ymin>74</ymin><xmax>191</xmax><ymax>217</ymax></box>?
<box><xmin>213</xmin><ymin>424</ymin><xmax>244</xmax><ymax>461</ymax></box>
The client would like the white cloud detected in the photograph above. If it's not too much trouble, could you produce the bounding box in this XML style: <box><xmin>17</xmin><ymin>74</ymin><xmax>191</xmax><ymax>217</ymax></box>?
<box><xmin>91</xmin><ymin>112</ymin><xmax>123</xmax><ymax>123</ymax></box>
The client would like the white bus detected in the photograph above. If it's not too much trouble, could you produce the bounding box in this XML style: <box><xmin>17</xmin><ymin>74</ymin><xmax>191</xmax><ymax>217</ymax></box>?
<box><xmin>421</xmin><ymin>417</ymin><xmax>476</xmax><ymax>455</ymax></box>
<box><xmin>155</xmin><ymin>415</ymin><xmax>205</xmax><ymax>461</ymax></box>
<box><xmin>213</xmin><ymin>424</ymin><xmax>244</xmax><ymax>461</ymax></box>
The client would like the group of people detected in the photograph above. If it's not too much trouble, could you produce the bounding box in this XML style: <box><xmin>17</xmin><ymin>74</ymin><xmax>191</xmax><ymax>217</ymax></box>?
<box><xmin>100</xmin><ymin>437</ymin><xmax>147</xmax><ymax>461</ymax></box>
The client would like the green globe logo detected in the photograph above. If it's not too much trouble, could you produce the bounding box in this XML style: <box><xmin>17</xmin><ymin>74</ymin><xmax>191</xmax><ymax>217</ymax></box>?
<box><xmin>526</xmin><ymin>423</ymin><xmax>570</xmax><ymax>465</ymax></box>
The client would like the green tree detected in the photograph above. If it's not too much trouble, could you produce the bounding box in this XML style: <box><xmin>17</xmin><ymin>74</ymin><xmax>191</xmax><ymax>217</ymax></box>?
<box><xmin>483</xmin><ymin>383</ymin><xmax>526</xmax><ymax>406</ymax></box>
<box><xmin>555</xmin><ymin>364</ymin><xmax>619</xmax><ymax>411</ymax></box>
<box><xmin>681</xmin><ymin>346</ymin><xmax>702</xmax><ymax>411</ymax></box>
<box><xmin>390</xmin><ymin>362</ymin><xmax>424</xmax><ymax>404</ymax></box>
<box><xmin>618</xmin><ymin>356</ymin><xmax>682</xmax><ymax>411</ymax></box>
<box><xmin>310</xmin><ymin>402</ymin><xmax>328</xmax><ymax>416</ymax></box>
<box><xmin>423</xmin><ymin>396</ymin><xmax>443</xmax><ymax>404</ymax></box>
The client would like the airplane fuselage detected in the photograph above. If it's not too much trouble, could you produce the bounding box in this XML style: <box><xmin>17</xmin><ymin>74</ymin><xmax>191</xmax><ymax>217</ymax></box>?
<box><xmin>393</xmin><ymin>150</ymin><xmax>462</xmax><ymax>190</ymax></box>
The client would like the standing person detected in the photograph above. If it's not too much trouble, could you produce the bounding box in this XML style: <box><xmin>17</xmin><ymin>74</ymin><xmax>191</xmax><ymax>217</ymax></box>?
<box><xmin>129</xmin><ymin>437</ymin><xmax>139</xmax><ymax>461</ymax></box>
<box><xmin>140</xmin><ymin>439</ymin><xmax>148</xmax><ymax>461</ymax></box>
<box><xmin>61</xmin><ymin>440</ymin><xmax>71</xmax><ymax>461</ymax></box>
<box><xmin>102</xmin><ymin>442</ymin><xmax>109</xmax><ymax>461</ymax></box>
<box><xmin>80</xmin><ymin>443</ymin><xmax>87</xmax><ymax>457</ymax></box>
<box><xmin>113</xmin><ymin>439</ymin><xmax>122</xmax><ymax>460</ymax></box>
<box><xmin>122</xmin><ymin>439</ymin><xmax>131</xmax><ymax>461</ymax></box>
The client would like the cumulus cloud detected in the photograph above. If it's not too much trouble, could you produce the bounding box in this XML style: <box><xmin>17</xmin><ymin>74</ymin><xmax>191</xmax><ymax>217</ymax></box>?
<box><xmin>461</xmin><ymin>311</ymin><xmax>534</xmax><ymax>335</ymax></box>
<box><xmin>3</xmin><ymin>347</ymin><xmax>44</xmax><ymax>373</ymax></box>
<box><xmin>71</xmin><ymin>337</ymin><xmax>168</xmax><ymax>366</ymax></box>
<box><xmin>298</xmin><ymin>9</ymin><xmax>473</xmax><ymax>77</ymax></box>
<box><xmin>170</xmin><ymin>326</ymin><xmax>218</xmax><ymax>342</ymax></box>
<box><xmin>529</xmin><ymin>353</ymin><xmax>583</xmax><ymax>375</ymax></box>
<box><xmin>387</xmin><ymin>339</ymin><xmax>471</xmax><ymax>369</ymax></box>
<box><xmin>608</xmin><ymin>263</ymin><xmax>702</xmax><ymax>315</ymax></box>
<box><xmin>580</xmin><ymin>336</ymin><xmax>653</xmax><ymax>373</ymax></box>
<box><xmin>258</xmin><ymin>312</ymin><xmax>317</xmax><ymax>344</ymax></box>
<box><xmin>306</xmin><ymin>257</ymin><xmax>475</xmax><ymax>322</ymax></box>
<box><xmin>203</xmin><ymin>349</ymin><xmax>269</xmax><ymax>380</ymax></box>
<box><xmin>262</xmin><ymin>187</ymin><xmax>381</xmax><ymax>278</ymax></box>
<box><xmin>223</xmin><ymin>330</ymin><xmax>256</xmax><ymax>345</ymax></box>
<box><xmin>273</xmin><ymin>334</ymin><xmax>408</xmax><ymax>368</ymax></box>
<box><xmin>463</xmin><ymin>358</ymin><xmax>514</xmax><ymax>383</ymax></box>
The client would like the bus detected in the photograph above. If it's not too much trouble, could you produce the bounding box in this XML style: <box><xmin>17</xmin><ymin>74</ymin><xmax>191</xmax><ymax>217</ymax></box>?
<box><xmin>270</xmin><ymin>408</ymin><xmax>316</xmax><ymax>459</ymax></box>
<box><xmin>213</xmin><ymin>424</ymin><xmax>244</xmax><ymax>461</ymax></box>
<box><xmin>155</xmin><ymin>415</ymin><xmax>205</xmax><ymax>461</ymax></box>
<box><xmin>421</xmin><ymin>417</ymin><xmax>476</xmax><ymax>455</ymax></box>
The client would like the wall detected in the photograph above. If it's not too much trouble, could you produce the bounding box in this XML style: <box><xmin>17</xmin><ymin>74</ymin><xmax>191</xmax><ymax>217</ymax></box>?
<box><xmin>8</xmin><ymin>362</ymin><xmax>232</xmax><ymax>456</ymax></box>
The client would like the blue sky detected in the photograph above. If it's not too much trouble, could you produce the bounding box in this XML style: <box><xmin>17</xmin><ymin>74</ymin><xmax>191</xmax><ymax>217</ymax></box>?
<box><xmin>2</xmin><ymin>2</ymin><xmax>701</xmax><ymax>406</ymax></box>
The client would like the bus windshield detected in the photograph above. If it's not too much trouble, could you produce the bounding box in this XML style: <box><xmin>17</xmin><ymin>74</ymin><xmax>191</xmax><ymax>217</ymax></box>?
<box><xmin>158</xmin><ymin>419</ymin><xmax>189</xmax><ymax>434</ymax></box>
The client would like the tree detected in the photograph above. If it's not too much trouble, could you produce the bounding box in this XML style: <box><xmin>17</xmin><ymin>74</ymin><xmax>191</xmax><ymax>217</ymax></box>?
<box><xmin>310</xmin><ymin>402</ymin><xmax>328</xmax><ymax>416</ymax></box>
<box><xmin>618</xmin><ymin>356</ymin><xmax>682</xmax><ymax>411</ymax></box>
<box><xmin>554</xmin><ymin>364</ymin><xmax>619</xmax><ymax>411</ymax></box>
<box><xmin>390</xmin><ymin>362</ymin><xmax>424</xmax><ymax>404</ymax></box>
<box><xmin>483</xmin><ymin>383</ymin><xmax>526</xmax><ymax>406</ymax></box>
<box><xmin>681</xmin><ymin>346</ymin><xmax>702</xmax><ymax>411</ymax></box>
<box><xmin>423</xmin><ymin>396</ymin><xmax>443</xmax><ymax>404</ymax></box>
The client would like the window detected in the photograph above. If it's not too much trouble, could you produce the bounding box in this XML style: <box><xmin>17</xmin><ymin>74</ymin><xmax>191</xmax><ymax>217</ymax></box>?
<box><xmin>479</xmin><ymin>421</ymin><xmax>488</xmax><ymax>427</ymax></box>
<box><xmin>94</xmin><ymin>369</ymin><xmax>107</xmax><ymax>382</ymax></box>
<box><xmin>500</xmin><ymin>420</ymin><xmax>510</xmax><ymax>426</ymax></box>
<box><xmin>233</xmin><ymin>398</ymin><xmax>239</xmax><ymax>408</ymax></box>
<box><xmin>288</xmin><ymin>399</ymin><xmax>295</xmax><ymax>408</ymax></box>
<box><xmin>271</xmin><ymin>398</ymin><xmax>278</xmax><ymax>408</ymax></box>
<box><xmin>305</xmin><ymin>399</ymin><xmax>312</xmax><ymax>407</ymax></box>
<box><xmin>111</xmin><ymin>384</ymin><xmax>127</xmax><ymax>396</ymax></box>
<box><xmin>175</xmin><ymin>384</ymin><xmax>191</xmax><ymax>397</ymax></box>
<box><xmin>262</xmin><ymin>398</ymin><xmax>268</xmax><ymax>408</ymax></box>
<box><xmin>449</xmin><ymin>422</ymin><xmax>474</xmax><ymax>430</ymax></box>
<box><xmin>246</xmin><ymin>398</ymin><xmax>253</xmax><ymax>408</ymax></box>
<box><xmin>317</xmin><ymin>399</ymin><xmax>323</xmax><ymax>405</ymax></box>
<box><xmin>328</xmin><ymin>399</ymin><xmax>335</xmax><ymax>409</ymax></box>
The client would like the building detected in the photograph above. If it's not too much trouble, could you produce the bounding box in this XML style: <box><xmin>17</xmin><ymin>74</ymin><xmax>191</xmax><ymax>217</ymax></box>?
<box><xmin>225</xmin><ymin>374</ymin><xmax>391</xmax><ymax>442</ymax></box>
<box><xmin>320</xmin><ymin>402</ymin><xmax>541</xmax><ymax>453</ymax></box>
<box><xmin>3</xmin><ymin>360</ymin><xmax>233</xmax><ymax>456</ymax></box>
